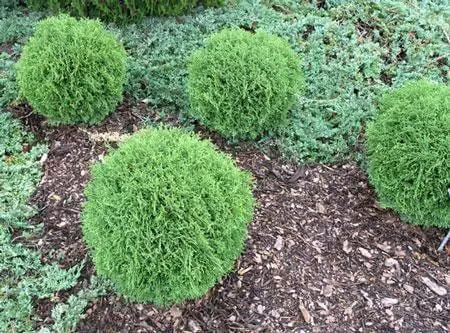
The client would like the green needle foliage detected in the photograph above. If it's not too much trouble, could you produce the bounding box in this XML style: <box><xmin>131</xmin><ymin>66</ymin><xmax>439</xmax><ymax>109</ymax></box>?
<box><xmin>366</xmin><ymin>80</ymin><xmax>450</xmax><ymax>228</ymax></box>
<box><xmin>0</xmin><ymin>9</ymin><xmax>41</xmax><ymax>45</ymax></box>
<box><xmin>26</xmin><ymin>0</ymin><xmax>224</xmax><ymax>22</ymax></box>
<box><xmin>16</xmin><ymin>15</ymin><xmax>126</xmax><ymax>125</ymax></box>
<box><xmin>0</xmin><ymin>111</ymin><xmax>26</xmax><ymax>155</ymax></box>
<box><xmin>77</xmin><ymin>0</ymin><xmax>225</xmax><ymax>22</ymax></box>
<box><xmin>188</xmin><ymin>28</ymin><xmax>303</xmax><ymax>140</ymax></box>
<box><xmin>41</xmin><ymin>276</ymin><xmax>111</xmax><ymax>333</ymax></box>
<box><xmin>82</xmin><ymin>127</ymin><xmax>254</xmax><ymax>305</ymax></box>
<box><xmin>0</xmin><ymin>112</ymin><xmax>84</xmax><ymax>332</ymax></box>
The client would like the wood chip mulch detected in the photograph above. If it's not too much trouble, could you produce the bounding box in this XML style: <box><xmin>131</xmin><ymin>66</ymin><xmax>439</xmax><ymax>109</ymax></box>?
<box><xmin>8</xmin><ymin>102</ymin><xmax>449</xmax><ymax>333</ymax></box>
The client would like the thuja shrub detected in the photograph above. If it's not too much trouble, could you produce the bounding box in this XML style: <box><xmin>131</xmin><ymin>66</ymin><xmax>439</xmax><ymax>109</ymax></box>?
<box><xmin>188</xmin><ymin>28</ymin><xmax>303</xmax><ymax>140</ymax></box>
<box><xmin>26</xmin><ymin>0</ymin><xmax>224</xmax><ymax>22</ymax></box>
<box><xmin>16</xmin><ymin>15</ymin><xmax>126</xmax><ymax>124</ymax></box>
<box><xmin>366</xmin><ymin>80</ymin><xmax>450</xmax><ymax>228</ymax></box>
<box><xmin>82</xmin><ymin>127</ymin><xmax>254</xmax><ymax>305</ymax></box>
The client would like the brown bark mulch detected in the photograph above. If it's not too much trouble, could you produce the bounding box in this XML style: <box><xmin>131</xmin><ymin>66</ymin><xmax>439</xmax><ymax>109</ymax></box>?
<box><xmin>8</xmin><ymin>102</ymin><xmax>449</xmax><ymax>333</ymax></box>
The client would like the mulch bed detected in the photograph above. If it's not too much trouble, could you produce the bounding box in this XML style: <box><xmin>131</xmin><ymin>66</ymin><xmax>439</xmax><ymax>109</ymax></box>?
<box><xmin>8</xmin><ymin>102</ymin><xmax>449</xmax><ymax>332</ymax></box>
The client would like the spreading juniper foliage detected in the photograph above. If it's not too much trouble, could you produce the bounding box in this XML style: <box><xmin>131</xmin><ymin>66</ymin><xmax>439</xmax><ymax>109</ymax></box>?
<box><xmin>121</xmin><ymin>0</ymin><xmax>448</xmax><ymax>162</ymax></box>
<box><xmin>0</xmin><ymin>0</ymin><xmax>20</xmax><ymax>10</ymax></box>
<box><xmin>188</xmin><ymin>28</ymin><xmax>303</xmax><ymax>140</ymax></box>
<box><xmin>82</xmin><ymin>127</ymin><xmax>254</xmax><ymax>305</ymax></box>
<box><xmin>0</xmin><ymin>112</ymin><xmax>85</xmax><ymax>332</ymax></box>
<box><xmin>0</xmin><ymin>230</ymin><xmax>82</xmax><ymax>332</ymax></box>
<box><xmin>2</xmin><ymin>0</ymin><xmax>449</xmax><ymax>161</ymax></box>
<box><xmin>366</xmin><ymin>80</ymin><xmax>450</xmax><ymax>228</ymax></box>
<box><xmin>0</xmin><ymin>7</ymin><xmax>41</xmax><ymax>44</ymax></box>
<box><xmin>0</xmin><ymin>111</ymin><xmax>25</xmax><ymax>155</ymax></box>
<box><xmin>16</xmin><ymin>15</ymin><xmax>126</xmax><ymax>124</ymax></box>
<box><xmin>0</xmin><ymin>113</ymin><xmax>46</xmax><ymax>229</ymax></box>
<box><xmin>0</xmin><ymin>53</ymin><xmax>19</xmax><ymax>110</ymax></box>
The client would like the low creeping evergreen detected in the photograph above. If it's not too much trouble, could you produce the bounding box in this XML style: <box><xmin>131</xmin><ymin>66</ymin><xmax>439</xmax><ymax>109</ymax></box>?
<box><xmin>188</xmin><ymin>28</ymin><xmax>303</xmax><ymax>140</ymax></box>
<box><xmin>0</xmin><ymin>112</ymin><xmax>84</xmax><ymax>332</ymax></box>
<box><xmin>16</xmin><ymin>15</ymin><xmax>126</xmax><ymax>125</ymax></box>
<box><xmin>366</xmin><ymin>80</ymin><xmax>450</xmax><ymax>228</ymax></box>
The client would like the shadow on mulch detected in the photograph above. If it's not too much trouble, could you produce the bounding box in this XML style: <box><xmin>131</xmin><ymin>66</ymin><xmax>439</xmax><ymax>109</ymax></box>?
<box><xmin>6</xmin><ymin>101</ymin><xmax>449</xmax><ymax>332</ymax></box>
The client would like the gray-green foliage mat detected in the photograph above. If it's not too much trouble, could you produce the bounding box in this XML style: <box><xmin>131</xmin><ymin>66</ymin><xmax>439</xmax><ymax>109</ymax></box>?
<box><xmin>1</xmin><ymin>0</ymin><xmax>448</xmax><ymax>163</ymax></box>
<box><xmin>0</xmin><ymin>1</ymin><xmax>448</xmax><ymax>329</ymax></box>
<box><xmin>0</xmin><ymin>112</ymin><xmax>70</xmax><ymax>332</ymax></box>
<box><xmin>120</xmin><ymin>0</ymin><xmax>448</xmax><ymax>162</ymax></box>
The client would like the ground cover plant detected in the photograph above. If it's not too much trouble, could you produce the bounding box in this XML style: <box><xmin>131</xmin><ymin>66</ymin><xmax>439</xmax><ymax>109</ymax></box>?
<box><xmin>188</xmin><ymin>28</ymin><xmax>303</xmax><ymax>140</ymax></box>
<box><xmin>121</xmin><ymin>0</ymin><xmax>448</xmax><ymax>162</ymax></box>
<box><xmin>2</xmin><ymin>0</ymin><xmax>449</xmax><ymax>162</ymax></box>
<box><xmin>0</xmin><ymin>112</ymin><xmax>111</xmax><ymax>332</ymax></box>
<box><xmin>0</xmin><ymin>112</ymin><xmax>78</xmax><ymax>331</ymax></box>
<box><xmin>366</xmin><ymin>80</ymin><xmax>450</xmax><ymax>228</ymax></box>
<box><xmin>0</xmin><ymin>53</ymin><xmax>19</xmax><ymax>110</ymax></box>
<box><xmin>82</xmin><ymin>127</ymin><xmax>254</xmax><ymax>305</ymax></box>
<box><xmin>0</xmin><ymin>112</ymin><xmax>46</xmax><ymax>229</ymax></box>
<box><xmin>0</xmin><ymin>9</ymin><xmax>41</xmax><ymax>45</ymax></box>
<box><xmin>16</xmin><ymin>14</ymin><xmax>126</xmax><ymax>124</ymax></box>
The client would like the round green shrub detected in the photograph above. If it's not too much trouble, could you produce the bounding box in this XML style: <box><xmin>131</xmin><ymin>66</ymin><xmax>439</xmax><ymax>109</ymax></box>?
<box><xmin>16</xmin><ymin>15</ymin><xmax>126</xmax><ymax>124</ymax></box>
<box><xmin>82</xmin><ymin>127</ymin><xmax>254</xmax><ymax>305</ymax></box>
<box><xmin>366</xmin><ymin>80</ymin><xmax>450</xmax><ymax>228</ymax></box>
<box><xmin>188</xmin><ymin>28</ymin><xmax>304</xmax><ymax>140</ymax></box>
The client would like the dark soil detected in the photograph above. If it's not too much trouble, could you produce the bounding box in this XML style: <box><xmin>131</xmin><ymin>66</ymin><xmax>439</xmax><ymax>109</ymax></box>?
<box><xmin>0</xmin><ymin>43</ymin><xmax>14</xmax><ymax>56</ymax></box>
<box><xmin>9</xmin><ymin>102</ymin><xmax>449</xmax><ymax>332</ymax></box>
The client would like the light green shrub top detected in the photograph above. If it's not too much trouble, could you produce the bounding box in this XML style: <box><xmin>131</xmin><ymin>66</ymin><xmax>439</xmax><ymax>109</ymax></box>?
<box><xmin>82</xmin><ymin>127</ymin><xmax>254</xmax><ymax>305</ymax></box>
<box><xmin>26</xmin><ymin>0</ymin><xmax>224</xmax><ymax>22</ymax></box>
<box><xmin>188</xmin><ymin>28</ymin><xmax>304</xmax><ymax>140</ymax></box>
<box><xmin>366</xmin><ymin>80</ymin><xmax>450</xmax><ymax>228</ymax></box>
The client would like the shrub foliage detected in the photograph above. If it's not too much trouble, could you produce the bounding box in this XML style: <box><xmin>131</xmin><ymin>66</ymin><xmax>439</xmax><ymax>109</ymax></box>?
<box><xmin>82</xmin><ymin>127</ymin><xmax>254</xmax><ymax>305</ymax></box>
<box><xmin>16</xmin><ymin>15</ymin><xmax>126</xmax><ymax>124</ymax></box>
<box><xmin>366</xmin><ymin>80</ymin><xmax>450</xmax><ymax>228</ymax></box>
<box><xmin>120</xmin><ymin>0</ymin><xmax>447</xmax><ymax>161</ymax></box>
<box><xmin>26</xmin><ymin>0</ymin><xmax>224</xmax><ymax>22</ymax></box>
<box><xmin>188</xmin><ymin>28</ymin><xmax>303</xmax><ymax>140</ymax></box>
<box><xmin>4</xmin><ymin>0</ymin><xmax>448</xmax><ymax>162</ymax></box>
<box><xmin>0</xmin><ymin>111</ymin><xmax>85</xmax><ymax>332</ymax></box>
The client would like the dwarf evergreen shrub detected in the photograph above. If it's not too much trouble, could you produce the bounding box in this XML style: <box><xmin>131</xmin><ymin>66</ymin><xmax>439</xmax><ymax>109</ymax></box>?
<box><xmin>82</xmin><ymin>127</ymin><xmax>254</xmax><ymax>305</ymax></box>
<box><xmin>188</xmin><ymin>28</ymin><xmax>303</xmax><ymax>140</ymax></box>
<box><xmin>16</xmin><ymin>15</ymin><xmax>126</xmax><ymax>124</ymax></box>
<box><xmin>366</xmin><ymin>80</ymin><xmax>450</xmax><ymax>228</ymax></box>
<box><xmin>26</xmin><ymin>0</ymin><xmax>224</xmax><ymax>22</ymax></box>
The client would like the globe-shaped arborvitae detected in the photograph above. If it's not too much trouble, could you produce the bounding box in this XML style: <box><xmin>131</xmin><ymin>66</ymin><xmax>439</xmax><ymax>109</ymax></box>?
<box><xmin>188</xmin><ymin>28</ymin><xmax>304</xmax><ymax>140</ymax></box>
<box><xmin>17</xmin><ymin>15</ymin><xmax>126</xmax><ymax>124</ymax></box>
<box><xmin>82</xmin><ymin>127</ymin><xmax>255</xmax><ymax>305</ymax></box>
<box><xmin>366</xmin><ymin>80</ymin><xmax>450</xmax><ymax>228</ymax></box>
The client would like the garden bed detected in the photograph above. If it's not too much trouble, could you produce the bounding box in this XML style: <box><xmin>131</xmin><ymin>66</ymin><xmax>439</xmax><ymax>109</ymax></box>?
<box><xmin>1</xmin><ymin>0</ymin><xmax>449</xmax><ymax>331</ymax></box>
<box><xmin>9</xmin><ymin>102</ymin><xmax>448</xmax><ymax>332</ymax></box>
